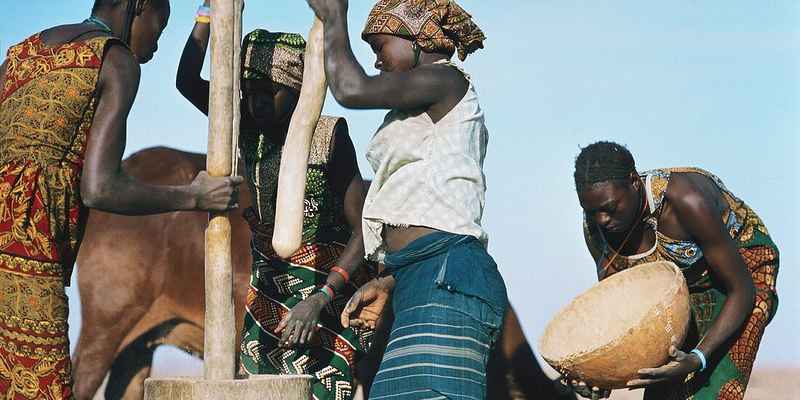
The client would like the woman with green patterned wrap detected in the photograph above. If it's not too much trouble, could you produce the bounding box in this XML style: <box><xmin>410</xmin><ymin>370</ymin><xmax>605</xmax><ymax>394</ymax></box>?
<box><xmin>176</xmin><ymin>4</ymin><xmax>376</xmax><ymax>399</ymax></box>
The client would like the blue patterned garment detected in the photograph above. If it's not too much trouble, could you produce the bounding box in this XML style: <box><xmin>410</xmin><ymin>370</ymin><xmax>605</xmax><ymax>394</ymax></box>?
<box><xmin>369</xmin><ymin>232</ymin><xmax>507</xmax><ymax>400</ymax></box>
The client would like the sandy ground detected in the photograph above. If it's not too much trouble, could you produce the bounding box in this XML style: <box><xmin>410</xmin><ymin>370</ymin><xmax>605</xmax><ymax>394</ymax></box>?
<box><xmin>127</xmin><ymin>365</ymin><xmax>798</xmax><ymax>399</ymax></box>
<box><xmin>607</xmin><ymin>367</ymin><xmax>799</xmax><ymax>400</ymax></box>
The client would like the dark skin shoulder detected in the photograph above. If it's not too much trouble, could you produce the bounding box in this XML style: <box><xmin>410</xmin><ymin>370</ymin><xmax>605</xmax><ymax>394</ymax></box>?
<box><xmin>82</xmin><ymin>43</ymin><xmax>241</xmax><ymax>214</ymax></box>
<box><xmin>39</xmin><ymin>23</ymin><xmax>109</xmax><ymax>47</ymax></box>
<box><xmin>330</xmin><ymin>59</ymin><xmax>468</xmax><ymax>121</ymax></box>
<box><xmin>626</xmin><ymin>172</ymin><xmax>755</xmax><ymax>387</ymax></box>
<box><xmin>656</xmin><ymin>172</ymin><xmax>727</xmax><ymax>240</ymax></box>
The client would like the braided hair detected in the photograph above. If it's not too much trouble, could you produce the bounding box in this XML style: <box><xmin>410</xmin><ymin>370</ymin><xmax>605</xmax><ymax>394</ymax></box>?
<box><xmin>573</xmin><ymin>141</ymin><xmax>637</xmax><ymax>191</ymax></box>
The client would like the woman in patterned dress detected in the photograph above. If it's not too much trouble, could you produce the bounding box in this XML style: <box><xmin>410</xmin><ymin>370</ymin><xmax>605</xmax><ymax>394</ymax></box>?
<box><xmin>0</xmin><ymin>1</ymin><xmax>243</xmax><ymax>399</ymax></box>
<box><xmin>176</xmin><ymin>6</ymin><xmax>377</xmax><ymax>399</ymax></box>
<box><xmin>574</xmin><ymin>141</ymin><xmax>778</xmax><ymax>400</ymax></box>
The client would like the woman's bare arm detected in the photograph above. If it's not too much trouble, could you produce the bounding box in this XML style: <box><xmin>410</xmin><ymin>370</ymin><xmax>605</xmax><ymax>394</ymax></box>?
<box><xmin>667</xmin><ymin>175</ymin><xmax>755</xmax><ymax>357</ymax></box>
<box><xmin>176</xmin><ymin>7</ymin><xmax>211</xmax><ymax>115</ymax></box>
<box><xmin>82</xmin><ymin>44</ymin><xmax>242</xmax><ymax>214</ymax></box>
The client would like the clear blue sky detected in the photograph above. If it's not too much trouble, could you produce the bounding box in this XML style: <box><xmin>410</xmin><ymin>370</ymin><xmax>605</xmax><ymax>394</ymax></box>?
<box><xmin>2</xmin><ymin>1</ymin><xmax>797</xmax><ymax>374</ymax></box>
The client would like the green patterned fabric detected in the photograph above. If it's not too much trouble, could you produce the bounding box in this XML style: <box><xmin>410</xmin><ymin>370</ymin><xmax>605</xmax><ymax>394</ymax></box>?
<box><xmin>239</xmin><ymin>116</ymin><xmax>348</xmax><ymax>243</ymax></box>
<box><xmin>239</xmin><ymin>239</ymin><xmax>375</xmax><ymax>400</ymax></box>
<box><xmin>238</xmin><ymin>117</ymin><xmax>376</xmax><ymax>400</ymax></box>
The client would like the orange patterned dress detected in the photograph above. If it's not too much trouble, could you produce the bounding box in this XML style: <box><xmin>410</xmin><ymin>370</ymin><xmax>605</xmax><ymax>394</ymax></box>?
<box><xmin>0</xmin><ymin>32</ymin><xmax>117</xmax><ymax>399</ymax></box>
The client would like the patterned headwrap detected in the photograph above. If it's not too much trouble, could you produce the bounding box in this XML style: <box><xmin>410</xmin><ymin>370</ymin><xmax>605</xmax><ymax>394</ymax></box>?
<box><xmin>241</xmin><ymin>29</ymin><xmax>305</xmax><ymax>91</ymax></box>
<box><xmin>362</xmin><ymin>0</ymin><xmax>486</xmax><ymax>61</ymax></box>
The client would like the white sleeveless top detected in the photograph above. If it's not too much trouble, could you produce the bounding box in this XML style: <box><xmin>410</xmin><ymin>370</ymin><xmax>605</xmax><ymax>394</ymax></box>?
<box><xmin>362</xmin><ymin>62</ymin><xmax>489</xmax><ymax>261</ymax></box>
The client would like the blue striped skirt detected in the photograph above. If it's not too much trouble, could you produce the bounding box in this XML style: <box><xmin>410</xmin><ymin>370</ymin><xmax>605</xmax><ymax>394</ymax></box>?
<box><xmin>369</xmin><ymin>232</ymin><xmax>508</xmax><ymax>400</ymax></box>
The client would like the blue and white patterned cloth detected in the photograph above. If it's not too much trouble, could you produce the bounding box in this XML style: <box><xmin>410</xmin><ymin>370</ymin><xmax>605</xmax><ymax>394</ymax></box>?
<box><xmin>369</xmin><ymin>232</ymin><xmax>507</xmax><ymax>400</ymax></box>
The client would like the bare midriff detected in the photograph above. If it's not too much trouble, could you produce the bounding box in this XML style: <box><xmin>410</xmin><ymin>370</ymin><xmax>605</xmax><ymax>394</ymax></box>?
<box><xmin>383</xmin><ymin>225</ymin><xmax>439</xmax><ymax>253</ymax></box>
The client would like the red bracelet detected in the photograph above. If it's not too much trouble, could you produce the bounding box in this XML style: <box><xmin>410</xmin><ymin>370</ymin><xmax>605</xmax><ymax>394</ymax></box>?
<box><xmin>330</xmin><ymin>266</ymin><xmax>350</xmax><ymax>284</ymax></box>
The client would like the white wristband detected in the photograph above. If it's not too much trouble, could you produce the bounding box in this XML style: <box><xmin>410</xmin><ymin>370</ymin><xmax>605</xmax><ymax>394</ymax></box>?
<box><xmin>690</xmin><ymin>348</ymin><xmax>707</xmax><ymax>372</ymax></box>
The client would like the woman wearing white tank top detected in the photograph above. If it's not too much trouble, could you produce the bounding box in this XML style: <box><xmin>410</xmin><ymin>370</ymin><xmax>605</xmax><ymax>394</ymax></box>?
<box><xmin>306</xmin><ymin>1</ymin><xmax>507</xmax><ymax>399</ymax></box>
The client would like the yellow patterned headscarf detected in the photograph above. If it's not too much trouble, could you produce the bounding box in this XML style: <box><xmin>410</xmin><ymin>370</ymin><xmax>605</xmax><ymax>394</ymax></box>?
<box><xmin>362</xmin><ymin>0</ymin><xmax>485</xmax><ymax>61</ymax></box>
<box><xmin>241</xmin><ymin>30</ymin><xmax>305</xmax><ymax>91</ymax></box>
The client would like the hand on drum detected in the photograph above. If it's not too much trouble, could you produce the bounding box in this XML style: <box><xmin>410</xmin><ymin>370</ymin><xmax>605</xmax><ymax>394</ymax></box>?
<box><xmin>559</xmin><ymin>376</ymin><xmax>610</xmax><ymax>399</ymax></box>
<box><xmin>626</xmin><ymin>337</ymin><xmax>702</xmax><ymax>388</ymax></box>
